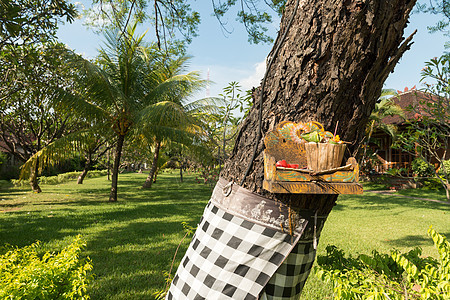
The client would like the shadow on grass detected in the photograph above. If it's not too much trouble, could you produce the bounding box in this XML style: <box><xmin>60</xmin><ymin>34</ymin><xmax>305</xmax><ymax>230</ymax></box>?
<box><xmin>0</xmin><ymin>173</ymin><xmax>210</xmax><ymax>299</ymax></box>
<box><xmin>333</xmin><ymin>192</ymin><xmax>450</xmax><ymax>211</ymax></box>
<box><xmin>84</xmin><ymin>215</ymin><xmax>202</xmax><ymax>299</ymax></box>
<box><xmin>384</xmin><ymin>232</ymin><xmax>450</xmax><ymax>249</ymax></box>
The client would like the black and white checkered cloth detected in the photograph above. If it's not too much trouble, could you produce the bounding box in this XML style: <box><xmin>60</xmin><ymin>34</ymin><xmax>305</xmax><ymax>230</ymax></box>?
<box><xmin>166</xmin><ymin>178</ymin><xmax>326</xmax><ymax>300</ymax></box>
<box><xmin>260</xmin><ymin>240</ymin><xmax>317</xmax><ymax>299</ymax></box>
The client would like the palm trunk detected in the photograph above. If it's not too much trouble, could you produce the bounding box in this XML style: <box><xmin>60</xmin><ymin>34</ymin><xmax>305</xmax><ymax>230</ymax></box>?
<box><xmin>143</xmin><ymin>140</ymin><xmax>161</xmax><ymax>189</ymax></box>
<box><xmin>109</xmin><ymin>134</ymin><xmax>125</xmax><ymax>202</ymax></box>
<box><xmin>77</xmin><ymin>155</ymin><xmax>92</xmax><ymax>184</ymax></box>
<box><xmin>30</xmin><ymin>159</ymin><xmax>42</xmax><ymax>193</ymax></box>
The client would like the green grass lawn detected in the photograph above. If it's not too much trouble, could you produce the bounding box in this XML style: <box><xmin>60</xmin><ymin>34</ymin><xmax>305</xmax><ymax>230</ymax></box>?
<box><xmin>0</xmin><ymin>173</ymin><xmax>449</xmax><ymax>299</ymax></box>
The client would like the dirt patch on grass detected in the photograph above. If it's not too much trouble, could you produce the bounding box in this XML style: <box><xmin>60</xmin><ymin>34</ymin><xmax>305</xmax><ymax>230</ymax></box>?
<box><xmin>0</xmin><ymin>206</ymin><xmax>23</xmax><ymax>213</ymax></box>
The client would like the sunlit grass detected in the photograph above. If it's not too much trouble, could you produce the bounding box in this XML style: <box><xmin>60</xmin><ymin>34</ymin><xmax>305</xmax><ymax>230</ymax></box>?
<box><xmin>0</xmin><ymin>173</ymin><xmax>448</xmax><ymax>299</ymax></box>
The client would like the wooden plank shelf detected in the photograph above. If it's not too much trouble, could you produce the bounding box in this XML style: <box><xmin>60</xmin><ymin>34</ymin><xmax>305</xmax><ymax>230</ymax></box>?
<box><xmin>263</xmin><ymin>180</ymin><xmax>363</xmax><ymax>194</ymax></box>
<box><xmin>263</xmin><ymin>121</ymin><xmax>363</xmax><ymax>195</ymax></box>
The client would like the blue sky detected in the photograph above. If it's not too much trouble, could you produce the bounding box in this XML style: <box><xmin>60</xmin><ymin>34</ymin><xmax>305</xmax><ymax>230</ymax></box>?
<box><xmin>57</xmin><ymin>2</ymin><xmax>446</xmax><ymax>99</ymax></box>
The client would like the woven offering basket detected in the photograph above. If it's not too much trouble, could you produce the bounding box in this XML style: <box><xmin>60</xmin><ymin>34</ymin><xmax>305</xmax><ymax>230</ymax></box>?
<box><xmin>304</xmin><ymin>142</ymin><xmax>346</xmax><ymax>172</ymax></box>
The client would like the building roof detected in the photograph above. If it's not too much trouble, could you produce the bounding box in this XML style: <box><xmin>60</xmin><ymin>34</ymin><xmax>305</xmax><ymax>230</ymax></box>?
<box><xmin>382</xmin><ymin>89</ymin><xmax>442</xmax><ymax>125</ymax></box>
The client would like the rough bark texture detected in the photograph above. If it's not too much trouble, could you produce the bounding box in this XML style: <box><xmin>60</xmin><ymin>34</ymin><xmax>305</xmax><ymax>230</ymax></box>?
<box><xmin>221</xmin><ymin>0</ymin><xmax>416</xmax><ymax>215</ymax></box>
<box><xmin>109</xmin><ymin>134</ymin><xmax>125</xmax><ymax>202</ymax></box>
<box><xmin>142</xmin><ymin>140</ymin><xmax>161</xmax><ymax>189</ymax></box>
<box><xmin>77</xmin><ymin>155</ymin><xmax>91</xmax><ymax>184</ymax></box>
<box><xmin>30</xmin><ymin>160</ymin><xmax>42</xmax><ymax>193</ymax></box>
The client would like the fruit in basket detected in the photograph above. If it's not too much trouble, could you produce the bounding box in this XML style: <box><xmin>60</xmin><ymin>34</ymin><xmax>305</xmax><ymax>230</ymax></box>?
<box><xmin>276</xmin><ymin>160</ymin><xmax>299</xmax><ymax>169</ymax></box>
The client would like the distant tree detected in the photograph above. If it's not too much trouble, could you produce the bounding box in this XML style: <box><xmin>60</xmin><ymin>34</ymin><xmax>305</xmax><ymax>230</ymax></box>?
<box><xmin>0</xmin><ymin>0</ymin><xmax>78</xmax><ymax>102</ymax></box>
<box><xmin>0</xmin><ymin>0</ymin><xmax>77</xmax><ymax>49</ymax></box>
<box><xmin>416</xmin><ymin>0</ymin><xmax>450</xmax><ymax>40</ymax></box>
<box><xmin>76</xmin><ymin>134</ymin><xmax>113</xmax><ymax>184</ymax></box>
<box><xmin>140</xmin><ymin>96</ymin><xmax>211</xmax><ymax>189</ymax></box>
<box><xmin>200</xmin><ymin>82</ymin><xmax>252</xmax><ymax>172</ymax></box>
<box><xmin>0</xmin><ymin>43</ymin><xmax>81</xmax><ymax>192</ymax></box>
<box><xmin>0</xmin><ymin>0</ymin><xmax>79</xmax><ymax>191</ymax></box>
<box><xmin>394</xmin><ymin>55</ymin><xmax>450</xmax><ymax>200</ymax></box>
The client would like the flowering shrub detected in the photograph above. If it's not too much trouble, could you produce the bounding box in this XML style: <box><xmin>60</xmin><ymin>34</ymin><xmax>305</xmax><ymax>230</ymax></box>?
<box><xmin>195</xmin><ymin>167</ymin><xmax>220</xmax><ymax>188</ymax></box>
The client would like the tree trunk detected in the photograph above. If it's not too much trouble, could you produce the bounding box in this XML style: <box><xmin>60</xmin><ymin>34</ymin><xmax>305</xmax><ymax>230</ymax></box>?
<box><xmin>107</xmin><ymin>146</ymin><xmax>111</xmax><ymax>181</ymax></box>
<box><xmin>180</xmin><ymin>163</ymin><xmax>183</xmax><ymax>182</ymax></box>
<box><xmin>109</xmin><ymin>134</ymin><xmax>125</xmax><ymax>202</ymax></box>
<box><xmin>143</xmin><ymin>140</ymin><xmax>161</xmax><ymax>189</ymax></box>
<box><xmin>220</xmin><ymin>1</ymin><xmax>416</xmax><ymax>293</ymax></box>
<box><xmin>221</xmin><ymin>0</ymin><xmax>416</xmax><ymax>216</ymax></box>
<box><xmin>168</xmin><ymin>1</ymin><xmax>417</xmax><ymax>298</ymax></box>
<box><xmin>30</xmin><ymin>159</ymin><xmax>42</xmax><ymax>193</ymax></box>
<box><xmin>77</xmin><ymin>155</ymin><xmax>92</xmax><ymax>184</ymax></box>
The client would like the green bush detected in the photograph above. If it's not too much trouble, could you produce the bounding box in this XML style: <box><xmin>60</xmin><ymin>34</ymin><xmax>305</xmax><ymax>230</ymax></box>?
<box><xmin>417</xmin><ymin>177</ymin><xmax>445</xmax><ymax>190</ymax></box>
<box><xmin>411</xmin><ymin>158</ymin><xmax>435</xmax><ymax>177</ymax></box>
<box><xmin>11</xmin><ymin>170</ymin><xmax>108</xmax><ymax>187</ymax></box>
<box><xmin>438</xmin><ymin>160</ymin><xmax>450</xmax><ymax>177</ymax></box>
<box><xmin>316</xmin><ymin>226</ymin><xmax>449</xmax><ymax>299</ymax></box>
<box><xmin>0</xmin><ymin>152</ymin><xmax>6</xmax><ymax>167</ymax></box>
<box><xmin>0</xmin><ymin>180</ymin><xmax>13</xmax><ymax>189</ymax></box>
<box><xmin>0</xmin><ymin>235</ymin><xmax>93</xmax><ymax>299</ymax></box>
<box><xmin>0</xmin><ymin>163</ymin><xmax>20</xmax><ymax>181</ymax></box>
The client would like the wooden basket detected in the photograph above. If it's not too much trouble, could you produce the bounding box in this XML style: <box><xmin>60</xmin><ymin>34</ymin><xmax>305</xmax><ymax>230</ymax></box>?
<box><xmin>263</xmin><ymin>121</ymin><xmax>362</xmax><ymax>195</ymax></box>
<box><xmin>304</xmin><ymin>142</ymin><xmax>346</xmax><ymax>172</ymax></box>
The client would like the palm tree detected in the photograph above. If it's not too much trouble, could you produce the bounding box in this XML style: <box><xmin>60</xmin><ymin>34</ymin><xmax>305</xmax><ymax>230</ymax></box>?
<box><xmin>140</xmin><ymin>97</ymin><xmax>216</xmax><ymax>188</ymax></box>
<box><xmin>361</xmin><ymin>89</ymin><xmax>405</xmax><ymax>166</ymax></box>
<box><xmin>20</xmin><ymin>23</ymin><xmax>204</xmax><ymax>201</ymax></box>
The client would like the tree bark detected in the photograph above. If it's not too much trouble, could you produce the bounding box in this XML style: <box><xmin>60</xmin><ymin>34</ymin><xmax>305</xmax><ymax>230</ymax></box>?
<box><xmin>30</xmin><ymin>159</ymin><xmax>42</xmax><ymax>193</ymax></box>
<box><xmin>107</xmin><ymin>146</ymin><xmax>111</xmax><ymax>181</ymax></box>
<box><xmin>109</xmin><ymin>134</ymin><xmax>125</xmax><ymax>202</ymax></box>
<box><xmin>143</xmin><ymin>139</ymin><xmax>161</xmax><ymax>189</ymax></box>
<box><xmin>180</xmin><ymin>164</ymin><xmax>183</xmax><ymax>182</ymax></box>
<box><xmin>221</xmin><ymin>0</ymin><xmax>416</xmax><ymax>215</ymax></box>
<box><xmin>77</xmin><ymin>155</ymin><xmax>91</xmax><ymax>184</ymax></box>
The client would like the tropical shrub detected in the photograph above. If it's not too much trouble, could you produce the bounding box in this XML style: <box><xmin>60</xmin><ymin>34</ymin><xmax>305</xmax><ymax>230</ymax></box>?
<box><xmin>0</xmin><ymin>235</ymin><xmax>93</xmax><ymax>299</ymax></box>
<box><xmin>411</xmin><ymin>158</ymin><xmax>435</xmax><ymax>177</ymax></box>
<box><xmin>12</xmin><ymin>170</ymin><xmax>108</xmax><ymax>186</ymax></box>
<box><xmin>438</xmin><ymin>160</ymin><xmax>450</xmax><ymax>177</ymax></box>
<box><xmin>0</xmin><ymin>180</ymin><xmax>13</xmax><ymax>189</ymax></box>
<box><xmin>316</xmin><ymin>226</ymin><xmax>449</xmax><ymax>299</ymax></box>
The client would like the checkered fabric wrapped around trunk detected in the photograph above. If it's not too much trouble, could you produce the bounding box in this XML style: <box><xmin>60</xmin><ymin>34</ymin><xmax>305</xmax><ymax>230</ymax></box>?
<box><xmin>166</xmin><ymin>178</ymin><xmax>327</xmax><ymax>300</ymax></box>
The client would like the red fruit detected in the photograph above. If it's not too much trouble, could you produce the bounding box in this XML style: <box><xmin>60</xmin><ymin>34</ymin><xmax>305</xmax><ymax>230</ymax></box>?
<box><xmin>276</xmin><ymin>160</ymin><xmax>288</xmax><ymax>167</ymax></box>
<box><xmin>287</xmin><ymin>164</ymin><xmax>299</xmax><ymax>169</ymax></box>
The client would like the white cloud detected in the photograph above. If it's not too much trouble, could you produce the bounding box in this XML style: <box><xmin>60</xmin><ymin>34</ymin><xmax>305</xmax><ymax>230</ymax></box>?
<box><xmin>240</xmin><ymin>60</ymin><xmax>266</xmax><ymax>91</ymax></box>
<box><xmin>188</xmin><ymin>59</ymin><xmax>267</xmax><ymax>101</ymax></box>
